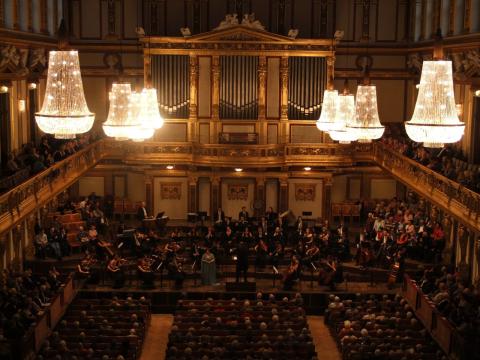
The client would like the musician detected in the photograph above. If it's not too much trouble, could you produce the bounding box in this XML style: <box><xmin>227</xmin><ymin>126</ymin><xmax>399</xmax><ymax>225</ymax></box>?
<box><xmin>235</xmin><ymin>240</ymin><xmax>249</xmax><ymax>283</ymax></box>
<box><xmin>356</xmin><ymin>234</ymin><xmax>374</xmax><ymax>269</ymax></box>
<box><xmin>272</xmin><ymin>227</ymin><xmax>285</xmax><ymax>246</ymax></box>
<box><xmin>318</xmin><ymin>255</ymin><xmax>342</xmax><ymax>290</ymax></box>
<box><xmin>241</xmin><ymin>227</ymin><xmax>254</xmax><ymax>244</ymax></box>
<box><xmin>304</xmin><ymin>227</ymin><xmax>314</xmax><ymax>247</ymax></box>
<box><xmin>164</xmin><ymin>240</ymin><xmax>181</xmax><ymax>266</ymax></box>
<box><xmin>108</xmin><ymin>255</ymin><xmax>126</xmax><ymax>289</ymax></box>
<box><xmin>304</xmin><ymin>242</ymin><xmax>320</xmax><ymax>266</ymax></box>
<box><xmin>77</xmin><ymin>226</ymin><xmax>89</xmax><ymax>253</ymax></box>
<box><xmin>239</xmin><ymin>206</ymin><xmax>249</xmax><ymax>221</ymax></box>
<box><xmin>205</xmin><ymin>226</ymin><xmax>216</xmax><ymax>248</ymax></box>
<box><xmin>136</xmin><ymin>201</ymin><xmax>148</xmax><ymax>222</ymax></box>
<box><xmin>268</xmin><ymin>241</ymin><xmax>284</xmax><ymax>268</ymax></box>
<box><xmin>265</xmin><ymin>207</ymin><xmax>277</xmax><ymax>225</ymax></box>
<box><xmin>259</xmin><ymin>217</ymin><xmax>269</xmax><ymax>235</ymax></box>
<box><xmin>295</xmin><ymin>216</ymin><xmax>304</xmax><ymax>236</ymax></box>
<box><xmin>214</xmin><ymin>207</ymin><xmax>225</xmax><ymax>223</ymax></box>
<box><xmin>254</xmin><ymin>237</ymin><xmax>268</xmax><ymax>269</ymax></box>
<box><xmin>283</xmin><ymin>255</ymin><xmax>300</xmax><ymax>291</ymax></box>
<box><xmin>201</xmin><ymin>248</ymin><xmax>217</xmax><ymax>285</ymax></box>
<box><xmin>138</xmin><ymin>256</ymin><xmax>155</xmax><ymax>289</ymax></box>
<box><xmin>223</xmin><ymin>226</ymin><xmax>235</xmax><ymax>249</ymax></box>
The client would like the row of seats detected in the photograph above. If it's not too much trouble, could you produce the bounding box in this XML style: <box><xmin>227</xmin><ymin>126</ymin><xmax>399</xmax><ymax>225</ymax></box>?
<box><xmin>166</xmin><ymin>294</ymin><xmax>317</xmax><ymax>359</ymax></box>
<box><xmin>36</xmin><ymin>296</ymin><xmax>151</xmax><ymax>360</ymax></box>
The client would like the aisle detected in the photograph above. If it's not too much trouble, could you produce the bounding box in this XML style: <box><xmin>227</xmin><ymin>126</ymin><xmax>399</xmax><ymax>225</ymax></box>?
<box><xmin>307</xmin><ymin>316</ymin><xmax>342</xmax><ymax>360</ymax></box>
<box><xmin>140</xmin><ymin>314</ymin><xmax>173</xmax><ymax>360</ymax></box>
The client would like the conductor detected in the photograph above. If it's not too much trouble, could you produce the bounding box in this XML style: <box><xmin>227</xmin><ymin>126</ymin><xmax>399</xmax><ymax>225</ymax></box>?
<box><xmin>235</xmin><ymin>240</ymin><xmax>249</xmax><ymax>283</ymax></box>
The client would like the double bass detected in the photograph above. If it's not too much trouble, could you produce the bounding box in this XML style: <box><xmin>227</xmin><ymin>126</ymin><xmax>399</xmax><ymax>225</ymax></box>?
<box><xmin>318</xmin><ymin>258</ymin><xmax>337</xmax><ymax>288</ymax></box>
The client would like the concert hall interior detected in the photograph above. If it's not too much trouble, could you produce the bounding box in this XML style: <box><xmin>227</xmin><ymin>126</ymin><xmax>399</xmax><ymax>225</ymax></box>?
<box><xmin>1</xmin><ymin>1</ymin><xmax>480</xmax><ymax>359</ymax></box>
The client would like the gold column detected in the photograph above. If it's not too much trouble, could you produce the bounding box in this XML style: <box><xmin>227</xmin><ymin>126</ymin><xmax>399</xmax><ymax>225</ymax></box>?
<box><xmin>0</xmin><ymin>0</ymin><xmax>4</xmax><ymax>28</ymax></box>
<box><xmin>53</xmin><ymin>0</ymin><xmax>58</xmax><ymax>32</ymax></box>
<box><xmin>12</xmin><ymin>0</ymin><xmax>19</xmax><ymax>30</ymax></box>
<box><xmin>189</xmin><ymin>55</ymin><xmax>198</xmax><ymax>142</ymax></box>
<box><xmin>278</xmin><ymin>178</ymin><xmax>288</xmax><ymax>213</ymax></box>
<box><xmin>279</xmin><ymin>56</ymin><xmax>289</xmax><ymax>143</ymax></box>
<box><xmin>419</xmin><ymin>0</ymin><xmax>427</xmax><ymax>40</ymax></box>
<box><xmin>27</xmin><ymin>0</ymin><xmax>33</xmax><ymax>32</ymax></box>
<box><xmin>463</xmin><ymin>0</ymin><xmax>471</xmax><ymax>33</ymax></box>
<box><xmin>188</xmin><ymin>176</ymin><xmax>198</xmax><ymax>213</ymax></box>
<box><xmin>211</xmin><ymin>177</ymin><xmax>221</xmax><ymax>216</ymax></box>
<box><xmin>144</xmin><ymin>51</ymin><xmax>152</xmax><ymax>87</ymax></box>
<box><xmin>145</xmin><ymin>175</ymin><xmax>154</xmax><ymax>217</ymax></box>
<box><xmin>448</xmin><ymin>0</ymin><xmax>455</xmax><ymax>35</ymax></box>
<box><xmin>431</xmin><ymin>0</ymin><xmax>440</xmax><ymax>38</ymax></box>
<box><xmin>255</xmin><ymin>177</ymin><xmax>266</xmax><ymax>218</ymax></box>
<box><xmin>211</xmin><ymin>56</ymin><xmax>221</xmax><ymax>143</ymax></box>
<box><xmin>258</xmin><ymin>56</ymin><xmax>267</xmax><ymax>144</ymax></box>
<box><xmin>323</xmin><ymin>176</ymin><xmax>333</xmax><ymax>222</ymax></box>
<box><xmin>40</xmin><ymin>0</ymin><xmax>48</xmax><ymax>34</ymax></box>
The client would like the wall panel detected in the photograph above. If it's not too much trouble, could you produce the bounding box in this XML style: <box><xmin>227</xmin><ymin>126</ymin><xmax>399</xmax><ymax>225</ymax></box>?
<box><xmin>80</xmin><ymin>0</ymin><xmax>101</xmax><ymax>39</ymax></box>
<box><xmin>198</xmin><ymin>178</ymin><xmax>211</xmax><ymax>215</ymax></box>
<box><xmin>79</xmin><ymin>177</ymin><xmax>105</xmax><ymax>197</ymax></box>
<box><xmin>198</xmin><ymin>56</ymin><xmax>212</xmax><ymax>118</ymax></box>
<box><xmin>288</xmin><ymin>178</ymin><xmax>323</xmax><ymax>218</ymax></box>
<box><xmin>153</xmin><ymin>123</ymin><xmax>187</xmax><ymax>142</ymax></box>
<box><xmin>266</xmin><ymin>58</ymin><xmax>280</xmax><ymax>119</ymax></box>
<box><xmin>221</xmin><ymin>178</ymin><xmax>255</xmax><ymax>219</ymax></box>
<box><xmin>376</xmin><ymin>0</ymin><xmax>397</xmax><ymax>41</ymax></box>
<box><xmin>290</xmin><ymin>125</ymin><xmax>323</xmax><ymax>143</ymax></box>
<box><xmin>370</xmin><ymin>178</ymin><xmax>396</xmax><ymax>199</ymax></box>
<box><xmin>265</xmin><ymin>179</ymin><xmax>278</xmax><ymax>212</ymax></box>
<box><xmin>154</xmin><ymin>177</ymin><xmax>188</xmax><ymax>220</ymax></box>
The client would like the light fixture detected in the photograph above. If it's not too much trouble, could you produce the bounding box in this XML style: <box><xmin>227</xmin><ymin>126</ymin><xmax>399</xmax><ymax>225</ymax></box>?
<box><xmin>405</xmin><ymin>31</ymin><xmax>464</xmax><ymax>148</ymax></box>
<box><xmin>28</xmin><ymin>83</ymin><xmax>37</xmax><ymax>90</ymax></box>
<box><xmin>0</xmin><ymin>85</ymin><xmax>9</xmax><ymax>93</ymax></box>
<box><xmin>329</xmin><ymin>89</ymin><xmax>358</xmax><ymax>144</ymax></box>
<box><xmin>18</xmin><ymin>100</ymin><xmax>26</xmax><ymax>112</ymax></box>
<box><xmin>138</xmin><ymin>88</ymin><xmax>164</xmax><ymax>130</ymax></box>
<box><xmin>348</xmin><ymin>84</ymin><xmax>384</xmax><ymax>142</ymax></box>
<box><xmin>475</xmin><ymin>90</ymin><xmax>480</xmax><ymax>97</ymax></box>
<box><xmin>316</xmin><ymin>89</ymin><xmax>338</xmax><ymax>132</ymax></box>
<box><xmin>235</xmin><ymin>168</ymin><xmax>243</xmax><ymax>172</ymax></box>
<box><xmin>103</xmin><ymin>83</ymin><xmax>140</xmax><ymax>141</ymax></box>
<box><xmin>304</xmin><ymin>167</ymin><xmax>312</xmax><ymax>171</ymax></box>
<box><xmin>166</xmin><ymin>165</ymin><xmax>174</xmax><ymax>170</ymax></box>
<box><xmin>127</xmin><ymin>91</ymin><xmax>155</xmax><ymax>142</ymax></box>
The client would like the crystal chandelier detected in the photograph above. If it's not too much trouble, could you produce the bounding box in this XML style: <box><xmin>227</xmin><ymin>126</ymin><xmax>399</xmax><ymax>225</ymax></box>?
<box><xmin>103</xmin><ymin>83</ymin><xmax>143</xmax><ymax>141</ymax></box>
<box><xmin>316</xmin><ymin>89</ymin><xmax>338</xmax><ymax>132</ymax></box>
<box><xmin>329</xmin><ymin>93</ymin><xmax>358</xmax><ymax>144</ymax></box>
<box><xmin>405</xmin><ymin>60</ymin><xmax>464</xmax><ymax>148</ymax></box>
<box><xmin>36</xmin><ymin>50</ymin><xmax>94</xmax><ymax>139</ymax></box>
<box><xmin>137</xmin><ymin>88</ymin><xmax>164</xmax><ymax>130</ymax></box>
<box><xmin>348</xmin><ymin>84</ymin><xmax>384</xmax><ymax>142</ymax></box>
<box><xmin>127</xmin><ymin>91</ymin><xmax>155</xmax><ymax>142</ymax></box>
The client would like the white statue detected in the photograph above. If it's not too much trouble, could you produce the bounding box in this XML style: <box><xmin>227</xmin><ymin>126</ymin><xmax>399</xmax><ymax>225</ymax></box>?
<box><xmin>288</xmin><ymin>29</ymin><xmax>299</xmax><ymax>39</ymax></box>
<box><xmin>241</xmin><ymin>13</ymin><xmax>265</xmax><ymax>30</ymax></box>
<box><xmin>180</xmin><ymin>27</ymin><xmax>191</xmax><ymax>37</ymax></box>
<box><xmin>215</xmin><ymin>13</ymin><xmax>239</xmax><ymax>30</ymax></box>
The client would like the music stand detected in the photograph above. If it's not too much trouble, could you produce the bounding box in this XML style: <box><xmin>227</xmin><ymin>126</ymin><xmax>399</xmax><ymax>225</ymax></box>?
<box><xmin>272</xmin><ymin>266</ymin><xmax>279</xmax><ymax>289</ymax></box>
<box><xmin>302</xmin><ymin>211</ymin><xmax>313</xmax><ymax>227</ymax></box>
<box><xmin>198</xmin><ymin>211</ymin><xmax>207</xmax><ymax>227</ymax></box>
<box><xmin>187</xmin><ymin>213</ymin><xmax>198</xmax><ymax>223</ymax></box>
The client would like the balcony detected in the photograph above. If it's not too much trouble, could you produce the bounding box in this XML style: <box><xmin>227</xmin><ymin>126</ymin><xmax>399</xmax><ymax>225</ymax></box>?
<box><xmin>373</xmin><ymin>142</ymin><xmax>480</xmax><ymax>230</ymax></box>
<box><xmin>0</xmin><ymin>140</ymin><xmax>106</xmax><ymax>235</ymax></box>
<box><xmin>103</xmin><ymin>140</ymin><xmax>374</xmax><ymax>168</ymax></box>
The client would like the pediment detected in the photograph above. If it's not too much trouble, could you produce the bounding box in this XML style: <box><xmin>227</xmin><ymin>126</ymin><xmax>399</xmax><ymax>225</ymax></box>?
<box><xmin>187</xmin><ymin>26</ymin><xmax>294</xmax><ymax>43</ymax></box>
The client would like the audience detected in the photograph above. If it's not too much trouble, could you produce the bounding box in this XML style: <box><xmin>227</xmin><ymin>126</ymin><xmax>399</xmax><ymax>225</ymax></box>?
<box><xmin>325</xmin><ymin>293</ymin><xmax>448</xmax><ymax>360</ymax></box>
<box><xmin>37</xmin><ymin>295</ymin><xmax>150</xmax><ymax>360</ymax></box>
<box><xmin>416</xmin><ymin>265</ymin><xmax>480</xmax><ymax>345</ymax></box>
<box><xmin>0</xmin><ymin>267</ymin><xmax>63</xmax><ymax>340</ymax></box>
<box><xmin>166</xmin><ymin>293</ymin><xmax>316</xmax><ymax>359</ymax></box>
<box><xmin>0</xmin><ymin>133</ymin><xmax>97</xmax><ymax>193</ymax></box>
<box><xmin>380</xmin><ymin>129</ymin><xmax>480</xmax><ymax>193</ymax></box>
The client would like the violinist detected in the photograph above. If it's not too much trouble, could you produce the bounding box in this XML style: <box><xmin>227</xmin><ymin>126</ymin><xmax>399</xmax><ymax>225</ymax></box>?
<box><xmin>304</xmin><ymin>227</ymin><xmax>314</xmax><ymax>247</ymax></box>
<box><xmin>107</xmin><ymin>255</ymin><xmax>126</xmax><ymax>289</ymax></box>
<box><xmin>138</xmin><ymin>256</ymin><xmax>155</xmax><ymax>289</ymax></box>
<box><xmin>254</xmin><ymin>236</ymin><xmax>268</xmax><ymax>269</ymax></box>
<box><xmin>268</xmin><ymin>240</ymin><xmax>283</xmax><ymax>268</ymax></box>
<box><xmin>283</xmin><ymin>255</ymin><xmax>300</xmax><ymax>291</ymax></box>
<box><xmin>304</xmin><ymin>242</ymin><xmax>320</xmax><ymax>267</ymax></box>
<box><xmin>167</xmin><ymin>256</ymin><xmax>185</xmax><ymax>289</ymax></box>
<box><xmin>77</xmin><ymin>255</ymin><xmax>98</xmax><ymax>283</ymax></box>
<box><xmin>272</xmin><ymin>227</ymin><xmax>285</xmax><ymax>246</ymax></box>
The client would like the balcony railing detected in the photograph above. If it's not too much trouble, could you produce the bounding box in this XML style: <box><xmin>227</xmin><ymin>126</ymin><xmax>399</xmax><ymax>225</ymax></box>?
<box><xmin>218</xmin><ymin>132</ymin><xmax>258</xmax><ymax>144</ymax></box>
<box><xmin>104</xmin><ymin>140</ymin><xmax>374</xmax><ymax>167</ymax></box>
<box><xmin>373</xmin><ymin>142</ymin><xmax>480</xmax><ymax>230</ymax></box>
<box><xmin>0</xmin><ymin>140</ymin><xmax>106</xmax><ymax>236</ymax></box>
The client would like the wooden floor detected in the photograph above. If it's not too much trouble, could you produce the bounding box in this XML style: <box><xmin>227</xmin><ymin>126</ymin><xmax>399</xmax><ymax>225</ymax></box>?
<box><xmin>140</xmin><ymin>314</ymin><xmax>173</xmax><ymax>360</ymax></box>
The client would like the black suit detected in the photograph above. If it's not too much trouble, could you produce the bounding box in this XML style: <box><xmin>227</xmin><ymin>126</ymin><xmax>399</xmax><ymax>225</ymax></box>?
<box><xmin>236</xmin><ymin>242</ymin><xmax>249</xmax><ymax>282</ymax></box>
<box><xmin>239</xmin><ymin>210</ymin><xmax>249</xmax><ymax>220</ymax></box>
<box><xmin>137</xmin><ymin>206</ymin><xmax>148</xmax><ymax>222</ymax></box>
<box><xmin>214</xmin><ymin>210</ymin><xmax>225</xmax><ymax>222</ymax></box>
